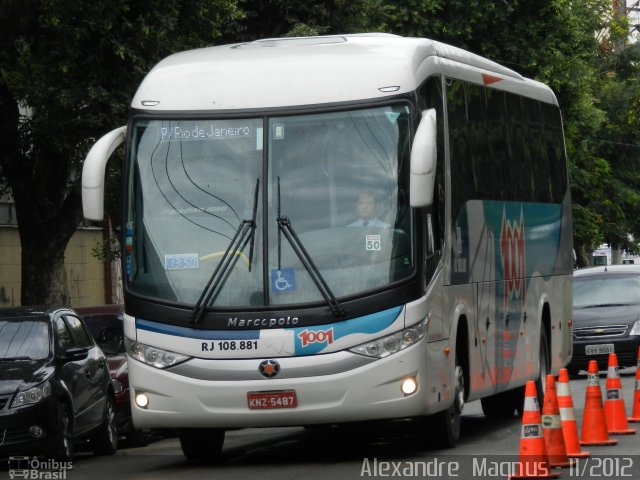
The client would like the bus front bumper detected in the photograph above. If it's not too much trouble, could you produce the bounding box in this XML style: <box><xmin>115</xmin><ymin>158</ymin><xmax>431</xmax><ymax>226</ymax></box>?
<box><xmin>128</xmin><ymin>341</ymin><xmax>445</xmax><ymax>429</ymax></box>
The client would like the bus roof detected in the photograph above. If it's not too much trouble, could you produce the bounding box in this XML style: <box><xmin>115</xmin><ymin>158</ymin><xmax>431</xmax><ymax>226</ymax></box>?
<box><xmin>132</xmin><ymin>33</ymin><xmax>556</xmax><ymax>112</ymax></box>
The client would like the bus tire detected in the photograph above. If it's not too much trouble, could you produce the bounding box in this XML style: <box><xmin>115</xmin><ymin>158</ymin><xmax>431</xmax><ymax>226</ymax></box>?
<box><xmin>534</xmin><ymin>326</ymin><xmax>550</xmax><ymax>406</ymax></box>
<box><xmin>513</xmin><ymin>385</ymin><xmax>525</xmax><ymax>416</ymax></box>
<box><xmin>179</xmin><ymin>428</ymin><xmax>225</xmax><ymax>461</ymax></box>
<box><xmin>480</xmin><ymin>389</ymin><xmax>517</xmax><ymax>419</ymax></box>
<box><xmin>430</xmin><ymin>353</ymin><xmax>464</xmax><ymax>448</ymax></box>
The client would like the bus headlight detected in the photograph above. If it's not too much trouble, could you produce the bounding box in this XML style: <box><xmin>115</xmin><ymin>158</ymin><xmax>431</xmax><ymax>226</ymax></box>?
<box><xmin>349</xmin><ymin>319</ymin><xmax>428</xmax><ymax>358</ymax></box>
<box><xmin>125</xmin><ymin>338</ymin><xmax>190</xmax><ymax>369</ymax></box>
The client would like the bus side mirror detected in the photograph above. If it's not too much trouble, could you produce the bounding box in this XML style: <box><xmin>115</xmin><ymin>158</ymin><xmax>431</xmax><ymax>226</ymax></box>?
<box><xmin>82</xmin><ymin>126</ymin><xmax>126</xmax><ymax>221</ymax></box>
<box><xmin>409</xmin><ymin>109</ymin><xmax>437</xmax><ymax>208</ymax></box>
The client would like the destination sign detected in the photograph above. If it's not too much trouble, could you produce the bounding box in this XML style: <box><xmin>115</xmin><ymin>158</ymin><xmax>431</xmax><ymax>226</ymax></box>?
<box><xmin>160</xmin><ymin>124</ymin><xmax>251</xmax><ymax>142</ymax></box>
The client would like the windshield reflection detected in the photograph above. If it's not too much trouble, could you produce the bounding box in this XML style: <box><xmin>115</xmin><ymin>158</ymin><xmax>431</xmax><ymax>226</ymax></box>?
<box><xmin>126</xmin><ymin>105</ymin><xmax>414</xmax><ymax>308</ymax></box>
<box><xmin>573</xmin><ymin>274</ymin><xmax>640</xmax><ymax>308</ymax></box>
<box><xmin>0</xmin><ymin>320</ymin><xmax>50</xmax><ymax>360</ymax></box>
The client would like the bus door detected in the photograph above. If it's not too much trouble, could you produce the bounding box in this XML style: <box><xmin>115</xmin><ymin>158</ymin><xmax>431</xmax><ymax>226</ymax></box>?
<box><xmin>453</xmin><ymin>202</ymin><xmax>499</xmax><ymax>397</ymax></box>
<box><xmin>476</xmin><ymin>276</ymin><xmax>522</xmax><ymax>393</ymax></box>
<box><xmin>475</xmin><ymin>279</ymin><xmax>499</xmax><ymax>396</ymax></box>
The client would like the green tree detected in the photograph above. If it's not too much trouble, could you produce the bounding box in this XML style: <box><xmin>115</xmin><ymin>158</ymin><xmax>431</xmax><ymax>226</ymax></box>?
<box><xmin>233</xmin><ymin>0</ymin><xmax>370</xmax><ymax>39</ymax></box>
<box><xmin>357</xmin><ymin>0</ymin><xmax>615</xmax><ymax>266</ymax></box>
<box><xmin>0</xmin><ymin>0</ymin><xmax>242</xmax><ymax>305</ymax></box>
<box><xmin>2</xmin><ymin>0</ymin><xmax>637</xmax><ymax>306</ymax></box>
<box><xmin>590</xmin><ymin>42</ymin><xmax>640</xmax><ymax>259</ymax></box>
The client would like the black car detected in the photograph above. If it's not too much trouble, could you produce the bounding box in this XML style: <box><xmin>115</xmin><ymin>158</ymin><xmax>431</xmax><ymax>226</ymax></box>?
<box><xmin>78</xmin><ymin>305</ymin><xmax>148</xmax><ymax>446</ymax></box>
<box><xmin>0</xmin><ymin>307</ymin><xmax>118</xmax><ymax>460</ymax></box>
<box><xmin>568</xmin><ymin>265</ymin><xmax>640</xmax><ymax>374</ymax></box>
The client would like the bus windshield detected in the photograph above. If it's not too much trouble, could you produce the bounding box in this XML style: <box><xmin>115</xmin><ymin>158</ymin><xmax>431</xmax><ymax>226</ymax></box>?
<box><xmin>126</xmin><ymin>104</ymin><xmax>413</xmax><ymax>307</ymax></box>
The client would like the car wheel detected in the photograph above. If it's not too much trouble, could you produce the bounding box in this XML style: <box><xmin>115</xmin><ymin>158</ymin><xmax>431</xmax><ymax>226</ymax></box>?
<box><xmin>92</xmin><ymin>396</ymin><xmax>118</xmax><ymax>455</ymax></box>
<box><xmin>49</xmin><ymin>404</ymin><xmax>73</xmax><ymax>461</ymax></box>
<box><xmin>179</xmin><ymin>428</ymin><xmax>225</xmax><ymax>461</ymax></box>
<box><xmin>566</xmin><ymin>366</ymin><xmax>581</xmax><ymax>377</ymax></box>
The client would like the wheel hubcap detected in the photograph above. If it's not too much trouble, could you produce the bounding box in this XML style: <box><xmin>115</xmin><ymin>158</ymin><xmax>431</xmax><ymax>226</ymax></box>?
<box><xmin>453</xmin><ymin>365</ymin><xmax>465</xmax><ymax>415</ymax></box>
<box><xmin>107</xmin><ymin>403</ymin><xmax>117</xmax><ymax>446</ymax></box>
<box><xmin>62</xmin><ymin>413</ymin><xmax>71</xmax><ymax>456</ymax></box>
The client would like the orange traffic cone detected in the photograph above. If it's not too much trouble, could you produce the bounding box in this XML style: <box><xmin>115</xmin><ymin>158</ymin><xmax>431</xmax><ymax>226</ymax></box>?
<box><xmin>508</xmin><ymin>381</ymin><xmax>559</xmax><ymax>479</ymax></box>
<box><xmin>628</xmin><ymin>347</ymin><xmax>640</xmax><ymax>423</ymax></box>
<box><xmin>557</xmin><ymin>368</ymin><xmax>590</xmax><ymax>458</ymax></box>
<box><xmin>604</xmin><ymin>353</ymin><xmax>636</xmax><ymax>434</ymax></box>
<box><xmin>580</xmin><ymin>360</ymin><xmax>618</xmax><ymax>446</ymax></box>
<box><xmin>541</xmin><ymin>375</ymin><xmax>573</xmax><ymax>468</ymax></box>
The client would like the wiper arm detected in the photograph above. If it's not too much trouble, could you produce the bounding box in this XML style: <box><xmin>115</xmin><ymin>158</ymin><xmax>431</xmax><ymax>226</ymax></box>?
<box><xmin>276</xmin><ymin>178</ymin><xmax>345</xmax><ymax>317</ymax></box>
<box><xmin>0</xmin><ymin>356</ymin><xmax>33</xmax><ymax>361</ymax></box>
<box><xmin>191</xmin><ymin>179</ymin><xmax>259</xmax><ymax>324</ymax></box>
<box><xmin>582</xmin><ymin>303</ymin><xmax>629</xmax><ymax>308</ymax></box>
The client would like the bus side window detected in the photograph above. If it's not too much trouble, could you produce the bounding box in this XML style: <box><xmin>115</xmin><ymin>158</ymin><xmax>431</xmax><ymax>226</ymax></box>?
<box><xmin>419</xmin><ymin>75</ymin><xmax>445</xmax><ymax>286</ymax></box>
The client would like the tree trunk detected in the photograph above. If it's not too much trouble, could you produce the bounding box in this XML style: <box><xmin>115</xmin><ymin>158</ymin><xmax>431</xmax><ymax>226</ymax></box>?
<box><xmin>574</xmin><ymin>241</ymin><xmax>591</xmax><ymax>268</ymax></box>
<box><xmin>20</xmin><ymin>242</ymin><xmax>70</xmax><ymax>306</ymax></box>
<box><xmin>1</xmin><ymin>80</ymin><xmax>84</xmax><ymax>306</ymax></box>
<box><xmin>15</xmin><ymin>187</ymin><xmax>82</xmax><ymax>306</ymax></box>
<box><xmin>611</xmin><ymin>246</ymin><xmax>623</xmax><ymax>265</ymax></box>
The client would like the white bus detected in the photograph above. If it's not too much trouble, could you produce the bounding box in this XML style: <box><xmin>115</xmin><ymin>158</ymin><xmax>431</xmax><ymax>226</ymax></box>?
<box><xmin>82</xmin><ymin>34</ymin><xmax>574</xmax><ymax>458</ymax></box>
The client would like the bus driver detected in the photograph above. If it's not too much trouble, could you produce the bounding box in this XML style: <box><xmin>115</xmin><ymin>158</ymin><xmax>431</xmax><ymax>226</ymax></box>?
<box><xmin>348</xmin><ymin>191</ymin><xmax>390</xmax><ymax>228</ymax></box>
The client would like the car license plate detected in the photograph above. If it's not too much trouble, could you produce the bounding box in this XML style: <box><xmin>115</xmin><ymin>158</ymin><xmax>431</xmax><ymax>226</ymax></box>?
<box><xmin>585</xmin><ymin>344</ymin><xmax>614</xmax><ymax>356</ymax></box>
<box><xmin>247</xmin><ymin>390</ymin><xmax>297</xmax><ymax>410</ymax></box>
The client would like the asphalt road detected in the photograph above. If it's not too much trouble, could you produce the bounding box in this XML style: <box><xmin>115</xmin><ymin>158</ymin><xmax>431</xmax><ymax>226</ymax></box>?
<box><xmin>4</xmin><ymin>368</ymin><xmax>640</xmax><ymax>480</ymax></box>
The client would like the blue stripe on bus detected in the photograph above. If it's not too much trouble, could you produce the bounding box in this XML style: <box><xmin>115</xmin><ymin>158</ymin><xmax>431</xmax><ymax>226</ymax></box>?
<box><xmin>135</xmin><ymin>306</ymin><xmax>403</xmax><ymax>344</ymax></box>
<box><xmin>135</xmin><ymin>319</ymin><xmax>260</xmax><ymax>340</ymax></box>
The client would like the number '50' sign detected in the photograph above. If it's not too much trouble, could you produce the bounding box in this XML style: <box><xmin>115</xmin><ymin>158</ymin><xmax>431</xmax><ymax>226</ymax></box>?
<box><xmin>366</xmin><ymin>235</ymin><xmax>381</xmax><ymax>251</ymax></box>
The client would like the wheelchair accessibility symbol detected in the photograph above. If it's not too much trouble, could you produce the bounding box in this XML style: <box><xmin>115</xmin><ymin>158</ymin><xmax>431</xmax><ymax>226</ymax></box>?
<box><xmin>271</xmin><ymin>268</ymin><xmax>296</xmax><ymax>293</ymax></box>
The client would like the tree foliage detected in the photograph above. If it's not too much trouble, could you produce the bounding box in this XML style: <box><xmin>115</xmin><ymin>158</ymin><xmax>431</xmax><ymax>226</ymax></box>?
<box><xmin>1</xmin><ymin>0</ymin><xmax>639</xmax><ymax>304</ymax></box>
<box><xmin>355</xmin><ymin>0</ymin><xmax>640</xmax><ymax>266</ymax></box>
<box><xmin>0</xmin><ymin>0</ymin><xmax>243</xmax><ymax>305</ymax></box>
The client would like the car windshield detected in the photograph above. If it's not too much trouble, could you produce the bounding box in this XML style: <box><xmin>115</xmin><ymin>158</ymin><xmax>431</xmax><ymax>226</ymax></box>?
<box><xmin>0</xmin><ymin>319</ymin><xmax>50</xmax><ymax>360</ymax></box>
<box><xmin>573</xmin><ymin>273</ymin><xmax>640</xmax><ymax>308</ymax></box>
<box><xmin>83</xmin><ymin>315</ymin><xmax>125</xmax><ymax>355</ymax></box>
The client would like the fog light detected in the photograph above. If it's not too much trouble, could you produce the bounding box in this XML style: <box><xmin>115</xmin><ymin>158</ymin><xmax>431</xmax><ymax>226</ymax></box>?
<box><xmin>135</xmin><ymin>393</ymin><xmax>149</xmax><ymax>408</ymax></box>
<box><xmin>29</xmin><ymin>425</ymin><xmax>45</xmax><ymax>438</ymax></box>
<box><xmin>401</xmin><ymin>377</ymin><xmax>418</xmax><ymax>396</ymax></box>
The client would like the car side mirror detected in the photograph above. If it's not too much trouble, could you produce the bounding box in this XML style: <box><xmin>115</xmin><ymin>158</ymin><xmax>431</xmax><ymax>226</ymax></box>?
<box><xmin>409</xmin><ymin>109</ymin><xmax>437</xmax><ymax>208</ymax></box>
<box><xmin>62</xmin><ymin>346</ymin><xmax>89</xmax><ymax>361</ymax></box>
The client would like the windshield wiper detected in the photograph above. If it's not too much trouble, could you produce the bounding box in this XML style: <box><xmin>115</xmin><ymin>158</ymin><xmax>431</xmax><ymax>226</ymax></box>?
<box><xmin>191</xmin><ymin>179</ymin><xmax>259</xmax><ymax>324</ymax></box>
<box><xmin>276</xmin><ymin>177</ymin><xmax>345</xmax><ymax>317</ymax></box>
<box><xmin>581</xmin><ymin>303</ymin><xmax>629</xmax><ymax>308</ymax></box>
<box><xmin>0</xmin><ymin>356</ymin><xmax>34</xmax><ymax>361</ymax></box>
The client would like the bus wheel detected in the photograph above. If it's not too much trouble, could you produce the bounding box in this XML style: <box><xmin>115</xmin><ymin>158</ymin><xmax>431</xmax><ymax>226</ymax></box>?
<box><xmin>431</xmin><ymin>356</ymin><xmax>464</xmax><ymax>448</ymax></box>
<box><xmin>179</xmin><ymin>428</ymin><xmax>225</xmax><ymax>461</ymax></box>
<box><xmin>534</xmin><ymin>327</ymin><xmax>550</xmax><ymax>405</ymax></box>
<box><xmin>480</xmin><ymin>389</ymin><xmax>517</xmax><ymax>419</ymax></box>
